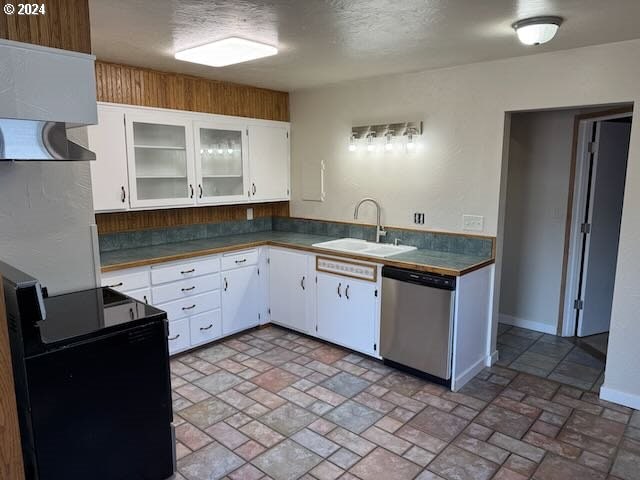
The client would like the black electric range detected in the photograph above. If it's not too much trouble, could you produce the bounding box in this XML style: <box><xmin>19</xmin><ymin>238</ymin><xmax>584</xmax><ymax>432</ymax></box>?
<box><xmin>1</xmin><ymin>261</ymin><xmax>175</xmax><ymax>480</ymax></box>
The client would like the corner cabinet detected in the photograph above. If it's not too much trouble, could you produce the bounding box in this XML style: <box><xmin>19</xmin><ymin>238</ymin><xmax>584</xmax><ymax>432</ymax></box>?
<box><xmin>88</xmin><ymin>102</ymin><xmax>290</xmax><ymax>212</ymax></box>
<box><xmin>248</xmin><ymin>125</ymin><xmax>290</xmax><ymax>201</ymax></box>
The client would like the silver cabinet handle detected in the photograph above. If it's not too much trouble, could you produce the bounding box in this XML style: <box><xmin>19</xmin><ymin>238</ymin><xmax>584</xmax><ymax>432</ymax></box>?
<box><xmin>182</xmin><ymin>304</ymin><xmax>196</xmax><ymax>311</ymax></box>
<box><xmin>120</xmin><ymin>186</ymin><xmax>126</xmax><ymax>203</ymax></box>
<box><xmin>301</xmin><ymin>276</ymin><xmax>305</xmax><ymax>290</ymax></box>
<box><xmin>143</xmin><ymin>295</ymin><xmax>149</xmax><ymax>304</ymax></box>
<box><xmin>198</xmin><ymin>184</ymin><xmax>203</xmax><ymax>198</ymax></box>
<box><xmin>168</xmin><ymin>334</ymin><xmax>180</xmax><ymax>341</ymax></box>
<box><xmin>200</xmin><ymin>324</ymin><xmax>213</xmax><ymax>331</ymax></box>
<box><xmin>181</xmin><ymin>286</ymin><xmax>196</xmax><ymax>292</ymax></box>
<box><xmin>106</xmin><ymin>282</ymin><xmax>123</xmax><ymax>288</ymax></box>
<box><xmin>224</xmin><ymin>278</ymin><xmax>228</xmax><ymax>291</ymax></box>
<box><xmin>337</xmin><ymin>282</ymin><xmax>342</xmax><ymax>297</ymax></box>
<box><xmin>190</xmin><ymin>184</ymin><xmax>195</xmax><ymax>198</ymax></box>
<box><xmin>129</xmin><ymin>308</ymin><xmax>134</xmax><ymax>320</ymax></box>
<box><xmin>252</xmin><ymin>183</ymin><xmax>256</xmax><ymax>195</ymax></box>
<box><xmin>180</xmin><ymin>268</ymin><xmax>195</xmax><ymax>274</ymax></box>
<box><xmin>345</xmin><ymin>285</ymin><xmax>350</xmax><ymax>300</ymax></box>
<box><xmin>235</xmin><ymin>259</ymin><xmax>247</xmax><ymax>264</ymax></box>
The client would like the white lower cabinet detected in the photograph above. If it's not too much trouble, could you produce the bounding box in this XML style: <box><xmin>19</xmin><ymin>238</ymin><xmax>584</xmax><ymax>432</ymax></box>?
<box><xmin>167</xmin><ymin>318</ymin><xmax>191</xmax><ymax>354</ymax></box>
<box><xmin>101</xmin><ymin>248</ymin><xmax>381</xmax><ymax>357</ymax></box>
<box><xmin>316</xmin><ymin>271</ymin><xmax>380</xmax><ymax>357</ymax></box>
<box><xmin>221</xmin><ymin>251</ymin><xmax>261</xmax><ymax>336</ymax></box>
<box><xmin>190</xmin><ymin>310</ymin><xmax>223</xmax><ymax>347</ymax></box>
<box><xmin>269</xmin><ymin>248</ymin><xmax>312</xmax><ymax>333</ymax></box>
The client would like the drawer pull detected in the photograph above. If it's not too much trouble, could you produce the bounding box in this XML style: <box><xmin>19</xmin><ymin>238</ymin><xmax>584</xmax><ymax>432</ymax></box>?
<box><xmin>235</xmin><ymin>259</ymin><xmax>247</xmax><ymax>264</ymax></box>
<box><xmin>337</xmin><ymin>282</ymin><xmax>342</xmax><ymax>298</ymax></box>
<box><xmin>301</xmin><ymin>276</ymin><xmax>306</xmax><ymax>290</ymax></box>
<box><xmin>143</xmin><ymin>295</ymin><xmax>149</xmax><ymax>304</ymax></box>
<box><xmin>200</xmin><ymin>324</ymin><xmax>213</xmax><ymax>331</ymax></box>
<box><xmin>168</xmin><ymin>334</ymin><xmax>180</xmax><ymax>341</ymax></box>
<box><xmin>345</xmin><ymin>285</ymin><xmax>350</xmax><ymax>300</ymax></box>
<box><xmin>182</xmin><ymin>304</ymin><xmax>196</xmax><ymax>311</ymax></box>
<box><xmin>180</xmin><ymin>268</ymin><xmax>196</xmax><ymax>274</ymax></box>
<box><xmin>106</xmin><ymin>282</ymin><xmax>124</xmax><ymax>288</ymax></box>
<box><xmin>224</xmin><ymin>278</ymin><xmax>228</xmax><ymax>291</ymax></box>
<box><xmin>120</xmin><ymin>186</ymin><xmax>126</xmax><ymax>203</ymax></box>
<box><xmin>181</xmin><ymin>286</ymin><xmax>196</xmax><ymax>292</ymax></box>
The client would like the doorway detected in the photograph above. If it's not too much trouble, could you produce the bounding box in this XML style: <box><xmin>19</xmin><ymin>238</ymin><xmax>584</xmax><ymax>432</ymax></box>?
<box><xmin>495</xmin><ymin>105</ymin><xmax>633</xmax><ymax>392</ymax></box>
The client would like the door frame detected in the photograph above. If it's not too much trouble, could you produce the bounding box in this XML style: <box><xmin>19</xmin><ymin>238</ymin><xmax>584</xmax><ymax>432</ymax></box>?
<box><xmin>558</xmin><ymin>107</ymin><xmax>634</xmax><ymax>337</ymax></box>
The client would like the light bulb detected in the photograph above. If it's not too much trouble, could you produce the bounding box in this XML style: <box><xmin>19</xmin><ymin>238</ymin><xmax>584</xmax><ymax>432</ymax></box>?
<box><xmin>200</xmin><ymin>148</ymin><xmax>204</xmax><ymax>154</ymax></box>
<box><xmin>385</xmin><ymin>133</ymin><xmax>393</xmax><ymax>151</ymax></box>
<box><xmin>207</xmin><ymin>148</ymin><xmax>213</xmax><ymax>154</ymax></box>
<box><xmin>513</xmin><ymin>16</ymin><xmax>562</xmax><ymax>46</ymax></box>
<box><xmin>407</xmin><ymin>133</ymin><xmax>415</xmax><ymax>150</ymax></box>
<box><xmin>217</xmin><ymin>147</ymin><xmax>223</xmax><ymax>154</ymax></box>
<box><xmin>366</xmin><ymin>134</ymin><xmax>376</xmax><ymax>152</ymax></box>
<box><xmin>348</xmin><ymin>134</ymin><xmax>357</xmax><ymax>152</ymax></box>
<box><xmin>227</xmin><ymin>147</ymin><xmax>234</xmax><ymax>154</ymax></box>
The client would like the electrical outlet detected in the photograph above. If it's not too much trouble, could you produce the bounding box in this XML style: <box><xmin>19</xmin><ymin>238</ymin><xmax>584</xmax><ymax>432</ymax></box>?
<box><xmin>247</xmin><ymin>207</ymin><xmax>254</xmax><ymax>220</ymax></box>
<box><xmin>413</xmin><ymin>212</ymin><xmax>425</xmax><ymax>225</ymax></box>
<box><xmin>463</xmin><ymin>214</ymin><xmax>484</xmax><ymax>232</ymax></box>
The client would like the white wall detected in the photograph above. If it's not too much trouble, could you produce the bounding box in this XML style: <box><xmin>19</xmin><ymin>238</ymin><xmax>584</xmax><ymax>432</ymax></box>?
<box><xmin>499</xmin><ymin>110</ymin><xmax>581</xmax><ymax>334</ymax></box>
<box><xmin>289</xmin><ymin>39</ymin><xmax>640</xmax><ymax>407</ymax></box>
<box><xmin>0</xmin><ymin>163</ymin><xmax>97</xmax><ymax>294</ymax></box>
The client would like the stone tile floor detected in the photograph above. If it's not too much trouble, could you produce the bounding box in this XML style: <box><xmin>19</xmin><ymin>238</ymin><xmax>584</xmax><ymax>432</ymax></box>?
<box><xmin>496</xmin><ymin>324</ymin><xmax>606</xmax><ymax>391</ymax></box>
<box><xmin>170</xmin><ymin>325</ymin><xmax>640</xmax><ymax>480</ymax></box>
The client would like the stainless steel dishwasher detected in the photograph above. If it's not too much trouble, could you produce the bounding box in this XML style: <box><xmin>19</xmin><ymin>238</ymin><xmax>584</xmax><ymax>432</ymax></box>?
<box><xmin>380</xmin><ymin>266</ymin><xmax>455</xmax><ymax>384</ymax></box>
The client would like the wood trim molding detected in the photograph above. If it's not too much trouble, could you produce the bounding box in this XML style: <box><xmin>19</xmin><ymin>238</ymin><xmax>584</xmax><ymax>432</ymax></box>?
<box><xmin>556</xmin><ymin>104</ymin><xmax>634</xmax><ymax>335</ymax></box>
<box><xmin>96</xmin><ymin>202</ymin><xmax>290</xmax><ymax>234</ymax></box>
<box><xmin>0</xmin><ymin>0</ymin><xmax>91</xmax><ymax>53</ymax></box>
<box><xmin>95</xmin><ymin>61</ymin><xmax>289</xmax><ymax>122</ymax></box>
<box><xmin>0</xmin><ymin>277</ymin><xmax>25</xmax><ymax>480</ymax></box>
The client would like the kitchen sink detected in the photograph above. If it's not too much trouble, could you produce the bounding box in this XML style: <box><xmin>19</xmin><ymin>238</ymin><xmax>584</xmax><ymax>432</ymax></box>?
<box><xmin>312</xmin><ymin>238</ymin><xmax>417</xmax><ymax>258</ymax></box>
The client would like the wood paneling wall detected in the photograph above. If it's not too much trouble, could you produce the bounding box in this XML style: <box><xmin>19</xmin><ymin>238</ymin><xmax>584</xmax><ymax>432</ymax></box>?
<box><xmin>96</xmin><ymin>201</ymin><xmax>290</xmax><ymax>234</ymax></box>
<box><xmin>0</xmin><ymin>0</ymin><xmax>91</xmax><ymax>53</ymax></box>
<box><xmin>0</xmin><ymin>278</ymin><xmax>25</xmax><ymax>480</ymax></box>
<box><xmin>95</xmin><ymin>61</ymin><xmax>290</xmax><ymax>122</ymax></box>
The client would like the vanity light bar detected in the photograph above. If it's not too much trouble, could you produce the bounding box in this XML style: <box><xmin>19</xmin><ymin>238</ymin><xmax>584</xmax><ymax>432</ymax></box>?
<box><xmin>351</xmin><ymin>121</ymin><xmax>423</xmax><ymax>140</ymax></box>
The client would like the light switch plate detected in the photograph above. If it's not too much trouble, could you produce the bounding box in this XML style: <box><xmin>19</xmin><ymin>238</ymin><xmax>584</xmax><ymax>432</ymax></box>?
<box><xmin>463</xmin><ymin>214</ymin><xmax>484</xmax><ymax>232</ymax></box>
<box><xmin>247</xmin><ymin>208</ymin><xmax>254</xmax><ymax>220</ymax></box>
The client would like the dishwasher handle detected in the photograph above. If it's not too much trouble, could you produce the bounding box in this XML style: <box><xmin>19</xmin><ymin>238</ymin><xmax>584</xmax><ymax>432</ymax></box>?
<box><xmin>381</xmin><ymin>266</ymin><xmax>456</xmax><ymax>290</ymax></box>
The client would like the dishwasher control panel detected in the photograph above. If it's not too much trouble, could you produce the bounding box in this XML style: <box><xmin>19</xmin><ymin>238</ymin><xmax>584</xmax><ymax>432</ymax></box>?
<box><xmin>316</xmin><ymin>256</ymin><xmax>377</xmax><ymax>282</ymax></box>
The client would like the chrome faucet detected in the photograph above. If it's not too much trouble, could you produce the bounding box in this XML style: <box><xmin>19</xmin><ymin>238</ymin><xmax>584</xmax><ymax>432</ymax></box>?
<box><xmin>354</xmin><ymin>197</ymin><xmax>387</xmax><ymax>243</ymax></box>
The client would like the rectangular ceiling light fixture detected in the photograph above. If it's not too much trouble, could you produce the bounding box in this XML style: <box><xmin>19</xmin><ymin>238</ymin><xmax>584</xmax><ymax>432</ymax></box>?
<box><xmin>175</xmin><ymin>37</ymin><xmax>278</xmax><ymax>67</ymax></box>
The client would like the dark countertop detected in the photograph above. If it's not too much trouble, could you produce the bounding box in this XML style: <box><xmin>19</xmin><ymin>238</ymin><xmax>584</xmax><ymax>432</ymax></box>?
<box><xmin>100</xmin><ymin>231</ymin><xmax>494</xmax><ymax>276</ymax></box>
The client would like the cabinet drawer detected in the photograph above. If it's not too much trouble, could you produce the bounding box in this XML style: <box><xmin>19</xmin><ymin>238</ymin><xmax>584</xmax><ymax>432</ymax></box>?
<box><xmin>221</xmin><ymin>250</ymin><xmax>258</xmax><ymax>270</ymax></box>
<box><xmin>123</xmin><ymin>287</ymin><xmax>151</xmax><ymax>305</ymax></box>
<box><xmin>156</xmin><ymin>291</ymin><xmax>221</xmax><ymax>321</ymax></box>
<box><xmin>102</xmin><ymin>269</ymin><xmax>150</xmax><ymax>292</ymax></box>
<box><xmin>190</xmin><ymin>310</ymin><xmax>222</xmax><ymax>347</ymax></box>
<box><xmin>168</xmin><ymin>318</ymin><xmax>190</xmax><ymax>355</ymax></box>
<box><xmin>151</xmin><ymin>257</ymin><xmax>220</xmax><ymax>285</ymax></box>
<box><xmin>151</xmin><ymin>273</ymin><xmax>220</xmax><ymax>304</ymax></box>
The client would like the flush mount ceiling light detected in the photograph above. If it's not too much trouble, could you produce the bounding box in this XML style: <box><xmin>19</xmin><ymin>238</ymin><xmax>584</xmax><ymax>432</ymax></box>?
<box><xmin>512</xmin><ymin>16</ymin><xmax>563</xmax><ymax>46</ymax></box>
<box><xmin>175</xmin><ymin>37</ymin><xmax>278</xmax><ymax>67</ymax></box>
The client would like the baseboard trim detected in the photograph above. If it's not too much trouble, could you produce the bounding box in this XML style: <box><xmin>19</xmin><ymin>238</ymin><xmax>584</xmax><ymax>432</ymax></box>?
<box><xmin>452</xmin><ymin>357</ymin><xmax>485</xmax><ymax>392</ymax></box>
<box><xmin>600</xmin><ymin>385</ymin><xmax>640</xmax><ymax>410</ymax></box>
<box><xmin>499</xmin><ymin>314</ymin><xmax>557</xmax><ymax>335</ymax></box>
<box><xmin>486</xmin><ymin>350</ymin><xmax>499</xmax><ymax>367</ymax></box>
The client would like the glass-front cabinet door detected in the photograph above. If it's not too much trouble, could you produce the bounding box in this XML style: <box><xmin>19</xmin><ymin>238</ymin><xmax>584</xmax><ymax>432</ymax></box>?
<box><xmin>125</xmin><ymin>113</ymin><xmax>196</xmax><ymax>208</ymax></box>
<box><xmin>194</xmin><ymin>122</ymin><xmax>249</xmax><ymax>204</ymax></box>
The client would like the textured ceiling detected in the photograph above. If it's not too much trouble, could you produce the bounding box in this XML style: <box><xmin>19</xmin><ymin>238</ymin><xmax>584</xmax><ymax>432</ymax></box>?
<box><xmin>89</xmin><ymin>0</ymin><xmax>640</xmax><ymax>92</ymax></box>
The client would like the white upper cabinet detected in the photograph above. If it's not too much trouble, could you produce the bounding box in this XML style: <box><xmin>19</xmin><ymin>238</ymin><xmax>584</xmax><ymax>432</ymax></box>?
<box><xmin>248</xmin><ymin>124</ymin><xmax>290</xmax><ymax>201</ymax></box>
<box><xmin>87</xmin><ymin>103</ymin><xmax>290</xmax><ymax>211</ymax></box>
<box><xmin>125</xmin><ymin>112</ymin><xmax>196</xmax><ymax>208</ymax></box>
<box><xmin>88</xmin><ymin>105</ymin><xmax>129</xmax><ymax>212</ymax></box>
<box><xmin>194</xmin><ymin>121</ymin><xmax>249</xmax><ymax>204</ymax></box>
